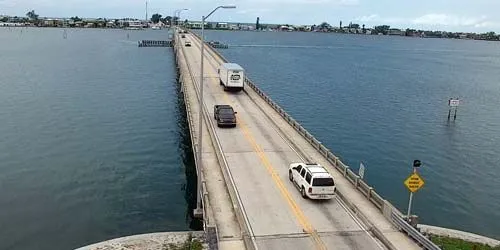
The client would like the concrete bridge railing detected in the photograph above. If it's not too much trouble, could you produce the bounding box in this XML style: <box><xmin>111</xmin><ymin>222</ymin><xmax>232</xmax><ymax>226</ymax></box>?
<box><xmin>174</xmin><ymin>34</ymin><xmax>219</xmax><ymax>249</ymax></box>
<box><xmin>174</xmin><ymin>32</ymin><xmax>258</xmax><ymax>250</ymax></box>
<box><xmin>188</xmin><ymin>29</ymin><xmax>440</xmax><ymax>250</ymax></box>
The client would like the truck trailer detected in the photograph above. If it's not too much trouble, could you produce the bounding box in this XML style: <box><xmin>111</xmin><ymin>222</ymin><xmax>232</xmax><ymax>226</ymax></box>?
<box><xmin>217</xmin><ymin>63</ymin><xmax>245</xmax><ymax>91</ymax></box>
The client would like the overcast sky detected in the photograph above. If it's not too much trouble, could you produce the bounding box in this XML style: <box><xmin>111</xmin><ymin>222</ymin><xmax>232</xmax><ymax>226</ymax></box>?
<box><xmin>1</xmin><ymin>0</ymin><xmax>499</xmax><ymax>32</ymax></box>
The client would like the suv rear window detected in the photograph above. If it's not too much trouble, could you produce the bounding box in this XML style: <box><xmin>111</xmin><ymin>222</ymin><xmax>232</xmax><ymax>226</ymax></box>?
<box><xmin>312</xmin><ymin>177</ymin><xmax>334</xmax><ymax>186</ymax></box>
<box><xmin>220</xmin><ymin>109</ymin><xmax>233</xmax><ymax>114</ymax></box>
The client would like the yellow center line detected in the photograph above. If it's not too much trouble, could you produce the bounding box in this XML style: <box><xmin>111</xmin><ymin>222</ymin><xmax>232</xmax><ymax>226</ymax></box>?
<box><xmin>190</xmin><ymin>36</ymin><xmax>327</xmax><ymax>250</ymax></box>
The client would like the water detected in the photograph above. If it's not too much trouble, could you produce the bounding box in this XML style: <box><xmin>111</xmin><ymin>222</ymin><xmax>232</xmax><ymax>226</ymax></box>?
<box><xmin>1</xmin><ymin>27</ymin><xmax>499</xmax><ymax>250</ymax></box>
<box><xmin>201</xmin><ymin>30</ymin><xmax>500</xmax><ymax>239</ymax></box>
<box><xmin>0</xmin><ymin>28</ymin><xmax>199</xmax><ymax>250</ymax></box>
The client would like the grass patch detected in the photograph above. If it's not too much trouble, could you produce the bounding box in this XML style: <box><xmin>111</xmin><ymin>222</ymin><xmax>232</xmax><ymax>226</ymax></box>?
<box><xmin>430</xmin><ymin>235</ymin><xmax>500</xmax><ymax>250</ymax></box>
<box><xmin>162</xmin><ymin>233</ymin><xmax>204</xmax><ymax>250</ymax></box>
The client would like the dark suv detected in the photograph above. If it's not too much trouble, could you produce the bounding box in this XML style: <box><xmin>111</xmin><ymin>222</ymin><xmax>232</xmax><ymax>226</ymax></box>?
<box><xmin>214</xmin><ymin>105</ymin><xmax>237</xmax><ymax>127</ymax></box>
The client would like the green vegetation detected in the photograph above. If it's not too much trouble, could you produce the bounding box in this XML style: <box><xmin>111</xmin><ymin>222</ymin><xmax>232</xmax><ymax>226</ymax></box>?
<box><xmin>151</xmin><ymin>13</ymin><xmax>162</xmax><ymax>23</ymax></box>
<box><xmin>161</xmin><ymin>234</ymin><xmax>204</xmax><ymax>250</ymax></box>
<box><xmin>26</xmin><ymin>10</ymin><xmax>39</xmax><ymax>20</ymax></box>
<box><xmin>431</xmin><ymin>235</ymin><xmax>500</xmax><ymax>250</ymax></box>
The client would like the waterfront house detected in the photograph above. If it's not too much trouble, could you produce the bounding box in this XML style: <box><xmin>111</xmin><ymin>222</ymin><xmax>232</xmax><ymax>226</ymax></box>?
<box><xmin>388</xmin><ymin>28</ymin><xmax>404</xmax><ymax>36</ymax></box>
<box><xmin>188</xmin><ymin>22</ymin><xmax>204</xmax><ymax>29</ymax></box>
<box><xmin>217</xmin><ymin>22</ymin><xmax>229</xmax><ymax>29</ymax></box>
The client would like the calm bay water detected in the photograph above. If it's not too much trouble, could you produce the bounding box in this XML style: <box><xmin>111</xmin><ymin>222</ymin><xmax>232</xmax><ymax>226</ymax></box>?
<box><xmin>1</xmin><ymin>27</ymin><xmax>499</xmax><ymax>250</ymax></box>
<box><xmin>0</xmin><ymin>28</ymin><xmax>198</xmax><ymax>250</ymax></box>
<box><xmin>201</xmin><ymin>30</ymin><xmax>500</xmax><ymax>239</ymax></box>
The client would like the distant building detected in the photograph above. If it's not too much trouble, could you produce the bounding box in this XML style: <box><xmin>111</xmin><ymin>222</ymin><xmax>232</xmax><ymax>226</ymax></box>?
<box><xmin>239</xmin><ymin>24</ymin><xmax>255</xmax><ymax>30</ymax></box>
<box><xmin>279</xmin><ymin>25</ymin><xmax>294</xmax><ymax>31</ymax></box>
<box><xmin>188</xmin><ymin>22</ymin><xmax>203</xmax><ymax>29</ymax></box>
<box><xmin>388</xmin><ymin>28</ymin><xmax>404</xmax><ymax>36</ymax></box>
<box><xmin>217</xmin><ymin>22</ymin><xmax>228</xmax><ymax>29</ymax></box>
<box><xmin>127</xmin><ymin>20</ymin><xmax>142</xmax><ymax>29</ymax></box>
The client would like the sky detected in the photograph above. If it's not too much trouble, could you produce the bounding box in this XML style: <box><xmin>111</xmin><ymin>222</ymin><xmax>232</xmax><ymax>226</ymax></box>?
<box><xmin>1</xmin><ymin>0</ymin><xmax>500</xmax><ymax>32</ymax></box>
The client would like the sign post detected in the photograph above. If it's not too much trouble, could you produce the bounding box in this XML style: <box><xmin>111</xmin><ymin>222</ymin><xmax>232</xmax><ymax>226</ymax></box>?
<box><xmin>404</xmin><ymin>160</ymin><xmax>424</xmax><ymax>222</ymax></box>
<box><xmin>448</xmin><ymin>98</ymin><xmax>460</xmax><ymax>120</ymax></box>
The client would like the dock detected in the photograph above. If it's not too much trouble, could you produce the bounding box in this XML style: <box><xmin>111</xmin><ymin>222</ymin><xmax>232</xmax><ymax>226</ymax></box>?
<box><xmin>138</xmin><ymin>40</ymin><xmax>173</xmax><ymax>47</ymax></box>
<box><xmin>208</xmin><ymin>41</ymin><xmax>229</xmax><ymax>49</ymax></box>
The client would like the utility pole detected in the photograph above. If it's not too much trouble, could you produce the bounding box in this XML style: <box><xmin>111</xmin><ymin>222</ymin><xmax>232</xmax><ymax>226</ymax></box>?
<box><xmin>145</xmin><ymin>0</ymin><xmax>148</xmax><ymax>23</ymax></box>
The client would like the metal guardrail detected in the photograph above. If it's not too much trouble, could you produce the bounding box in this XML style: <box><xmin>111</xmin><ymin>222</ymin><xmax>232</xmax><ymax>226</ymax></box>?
<box><xmin>187</xmin><ymin>29</ymin><xmax>440</xmax><ymax>250</ymax></box>
<box><xmin>391</xmin><ymin>211</ymin><xmax>441</xmax><ymax>250</ymax></box>
<box><xmin>174</xmin><ymin>31</ymin><xmax>258</xmax><ymax>250</ymax></box>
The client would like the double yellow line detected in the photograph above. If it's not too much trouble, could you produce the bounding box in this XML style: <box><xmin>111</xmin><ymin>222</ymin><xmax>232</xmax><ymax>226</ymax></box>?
<box><xmin>193</xmin><ymin>37</ymin><xmax>327</xmax><ymax>250</ymax></box>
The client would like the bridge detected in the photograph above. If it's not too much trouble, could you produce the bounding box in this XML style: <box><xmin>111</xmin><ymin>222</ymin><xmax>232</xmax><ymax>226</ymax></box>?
<box><xmin>174</xmin><ymin>29</ymin><xmax>438</xmax><ymax>250</ymax></box>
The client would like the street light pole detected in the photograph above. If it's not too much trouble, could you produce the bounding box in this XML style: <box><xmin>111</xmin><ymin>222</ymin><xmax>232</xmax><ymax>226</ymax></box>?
<box><xmin>173</xmin><ymin>9</ymin><xmax>188</xmax><ymax>27</ymax></box>
<box><xmin>194</xmin><ymin>5</ymin><xmax>236</xmax><ymax>218</ymax></box>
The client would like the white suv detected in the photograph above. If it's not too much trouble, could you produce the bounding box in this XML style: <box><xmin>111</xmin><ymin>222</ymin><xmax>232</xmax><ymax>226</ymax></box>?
<box><xmin>288</xmin><ymin>163</ymin><xmax>336</xmax><ymax>200</ymax></box>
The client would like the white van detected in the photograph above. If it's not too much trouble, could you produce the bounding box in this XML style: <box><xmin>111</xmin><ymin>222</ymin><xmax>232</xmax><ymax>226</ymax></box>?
<box><xmin>217</xmin><ymin>63</ymin><xmax>244</xmax><ymax>91</ymax></box>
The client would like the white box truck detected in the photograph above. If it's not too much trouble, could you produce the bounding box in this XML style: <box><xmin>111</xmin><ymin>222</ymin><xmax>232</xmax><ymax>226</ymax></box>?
<box><xmin>217</xmin><ymin>63</ymin><xmax>245</xmax><ymax>91</ymax></box>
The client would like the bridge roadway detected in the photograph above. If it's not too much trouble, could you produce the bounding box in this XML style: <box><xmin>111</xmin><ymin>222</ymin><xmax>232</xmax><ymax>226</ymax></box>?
<box><xmin>178</xmin><ymin>32</ymin><xmax>421</xmax><ymax>250</ymax></box>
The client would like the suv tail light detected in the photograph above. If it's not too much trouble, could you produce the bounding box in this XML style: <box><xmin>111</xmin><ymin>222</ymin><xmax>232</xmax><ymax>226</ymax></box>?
<box><xmin>308</xmin><ymin>187</ymin><xmax>312</xmax><ymax>193</ymax></box>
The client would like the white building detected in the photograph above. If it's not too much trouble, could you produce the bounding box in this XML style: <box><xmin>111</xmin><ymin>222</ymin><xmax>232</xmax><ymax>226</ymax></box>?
<box><xmin>188</xmin><ymin>22</ymin><xmax>203</xmax><ymax>29</ymax></box>
<box><xmin>217</xmin><ymin>22</ymin><xmax>228</xmax><ymax>29</ymax></box>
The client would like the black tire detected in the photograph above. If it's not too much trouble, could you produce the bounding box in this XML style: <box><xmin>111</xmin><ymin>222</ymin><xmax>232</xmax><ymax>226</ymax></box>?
<box><xmin>219</xmin><ymin>80</ymin><xmax>223</xmax><ymax>85</ymax></box>
<box><xmin>301</xmin><ymin>187</ymin><xmax>307</xmax><ymax>199</ymax></box>
<box><xmin>289</xmin><ymin>171</ymin><xmax>293</xmax><ymax>182</ymax></box>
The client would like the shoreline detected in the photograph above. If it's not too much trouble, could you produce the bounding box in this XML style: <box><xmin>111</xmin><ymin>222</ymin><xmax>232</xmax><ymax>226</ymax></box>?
<box><xmin>0</xmin><ymin>26</ymin><xmax>498</xmax><ymax>42</ymax></box>
<box><xmin>418</xmin><ymin>224</ymin><xmax>500</xmax><ymax>247</ymax></box>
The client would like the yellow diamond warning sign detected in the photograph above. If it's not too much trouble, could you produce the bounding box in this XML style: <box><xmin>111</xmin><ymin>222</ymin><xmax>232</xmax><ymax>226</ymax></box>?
<box><xmin>404</xmin><ymin>172</ymin><xmax>425</xmax><ymax>193</ymax></box>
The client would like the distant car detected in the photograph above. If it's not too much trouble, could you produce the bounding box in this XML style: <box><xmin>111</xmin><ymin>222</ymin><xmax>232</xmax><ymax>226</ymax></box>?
<box><xmin>181</xmin><ymin>34</ymin><xmax>186</xmax><ymax>38</ymax></box>
<box><xmin>185</xmin><ymin>41</ymin><xmax>191</xmax><ymax>47</ymax></box>
<box><xmin>214</xmin><ymin>105</ymin><xmax>237</xmax><ymax>127</ymax></box>
<box><xmin>289</xmin><ymin>163</ymin><xmax>336</xmax><ymax>200</ymax></box>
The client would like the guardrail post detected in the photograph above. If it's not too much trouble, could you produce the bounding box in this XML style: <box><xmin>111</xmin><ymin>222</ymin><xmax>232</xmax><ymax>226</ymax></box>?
<box><xmin>367</xmin><ymin>187</ymin><xmax>374</xmax><ymax>199</ymax></box>
<box><xmin>344</xmin><ymin>165</ymin><xmax>349</xmax><ymax>177</ymax></box>
<box><xmin>355</xmin><ymin>176</ymin><xmax>360</xmax><ymax>188</ymax></box>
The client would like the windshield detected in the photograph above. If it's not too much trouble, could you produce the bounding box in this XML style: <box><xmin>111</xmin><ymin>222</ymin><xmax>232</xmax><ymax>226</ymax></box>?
<box><xmin>312</xmin><ymin>177</ymin><xmax>334</xmax><ymax>187</ymax></box>
<box><xmin>220</xmin><ymin>109</ymin><xmax>234</xmax><ymax>115</ymax></box>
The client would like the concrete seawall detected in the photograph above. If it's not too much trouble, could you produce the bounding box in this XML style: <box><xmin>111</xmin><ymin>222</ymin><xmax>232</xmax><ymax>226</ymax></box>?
<box><xmin>75</xmin><ymin>231</ymin><xmax>206</xmax><ymax>250</ymax></box>
<box><xmin>418</xmin><ymin>224</ymin><xmax>500</xmax><ymax>247</ymax></box>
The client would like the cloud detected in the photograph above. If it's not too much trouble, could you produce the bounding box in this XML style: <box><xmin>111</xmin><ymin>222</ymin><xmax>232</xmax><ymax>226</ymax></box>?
<box><xmin>236</xmin><ymin>8</ymin><xmax>271</xmax><ymax>15</ymax></box>
<box><xmin>354</xmin><ymin>13</ymin><xmax>500</xmax><ymax>30</ymax></box>
<box><xmin>239</xmin><ymin>0</ymin><xmax>359</xmax><ymax>5</ymax></box>
<box><xmin>356</xmin><ymin>14</ymin><xmax>379</xmax><ymax>22</ymax></box>
<box><xmin>411</xmin><ymin>14</ymin><xmax>498</xmax><ymax>28</ymax></box>
<box><xmin>354</xmin><ymin>14</ymin><xmax>405</xmax><ymax>24</ymax></box>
